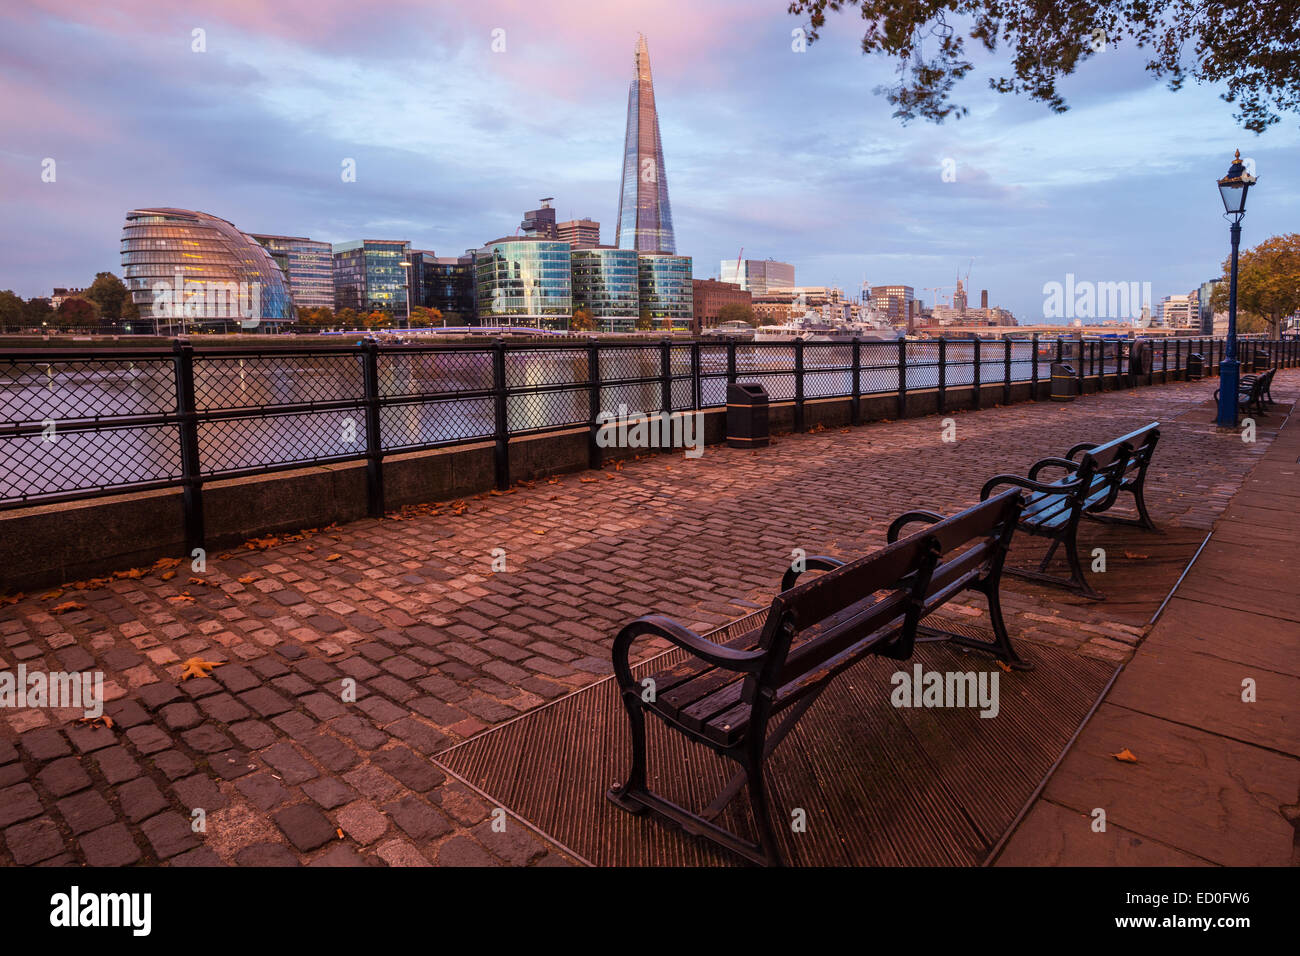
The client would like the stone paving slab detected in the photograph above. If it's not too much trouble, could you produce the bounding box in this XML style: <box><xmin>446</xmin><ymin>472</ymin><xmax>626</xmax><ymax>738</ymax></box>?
<box><xmin>996</xmin><ymin>799</ymin><xmax>1212</xmax><ymax>867</ymax></box>
<box><xmin>1146</xmin><ymin>600</ymin><xmax>1300</xmax><ymax>678</ymax></box>
<box><xmin>0</xmin><ymin>371</ymin><xmax>1295</xmax><ymax>867</ymax></box>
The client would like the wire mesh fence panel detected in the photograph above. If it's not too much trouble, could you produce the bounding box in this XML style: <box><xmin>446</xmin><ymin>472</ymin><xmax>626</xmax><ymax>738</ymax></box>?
<box><xmin>0</xmin><ymin>423</ymin><xmax>182</xmax><ymax>502</ymax></box>
<box><xmin>904</xmin><ymin>341</ymin><xmax>940</xmax><ymax>390</ymax></box>
<box><xmin>860</xmin><ymin>341</ymin><xmax>901</xmax><ymax>393</ymax></box>
<box><xmin>1010</xmin><ymin>341</ymin><xmax>1036</xmax><ymax>382</ymax></box>
<box><xmin>733</xmin><ymin>344</ymin><xmax>797</xmax><ymax>401</ymax></box>
<box><xmin>197</xmin><ymin>410</ymin><xmax>367</xmax><ymax>476</ymax></box>
<box><xmin>802</xmin><ymin>344</ymin><xmax>853</xmax><ymax>399</ymax></box>
<box><xmin>600</xmin><ymin>381</ymin><xmax>664</xmax><ymax>418</ymax></box>
<box><xmin>599</xmin><ymin>346</ymin><xmax>661</xmax><ymax>385</ymax></box>
<box><xmin>669</xmin><ymin>344</ymin><xmax>692</xmax><ymax>377</ymax></box>
<box><xmin>698</xmin><ymin>343</ymin><xmax>730</xmax><ymax>407</ymax></box>
<box><xmin>506</xmin><ymin>387</ymin><xmax>589</xmax><ymax>433</ymax></box>
<box><xmin>0</xmin><ymin>355</ymin><xmax>176</xmax><ymax>426</ymax></box>
<box><xmin>378</xmin><ymin>349</ymin><xmax>494</xmax><ymax>398</ymax></box>
<box><xmin>941</xmin><ymin>341</ymin><xmax>976</xmax><ymax>387</ymax></box>
<box><xmin>505</xmin><ymin>349</ymin><xmax>589</xmax><ymax>390</ymax></box>
<box><xmin>194</xmin><ymin>352</ymin><xmax>364</xmax><ymax>412</ymax></box>
<box><xmin>380</xmin><ymin>397</ymin><xmax>495</xmax><ymax>450</ymax></box>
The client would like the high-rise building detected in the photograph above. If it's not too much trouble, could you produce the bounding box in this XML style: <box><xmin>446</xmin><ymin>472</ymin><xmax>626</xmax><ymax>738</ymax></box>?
<box><xmin>475</xmin><ymin>236</ymin><xmax>572</xmax><ymax>330</ymax></box>
<box><xmin>406</xmin><ymin>250</ymin><xmax>476</xmax><ymax>325</ymax></box>
<box><xmin>571</xmin><ymin>247</ymin><xmax>640</xmax><ymax>333</ymax></box>
<box><xmin>1198</xmin><ymin>279</ymin><xmax>1222</xmax><ymax>335</ymax></box>
<box><xmin>520</xmin><ymin>198</ymin><xmax>558</xmax><ymax>239</ymax></box>
<box><xmin>719</xmin><ymin>259</ymin><xmax>795</xmax><ymax>294</ymax></box>
<box><xmin>870</xmin><ymin>285</ymin><xmax>915</xmax><ymax>329</ymax></box>
<box><xmin>953</xmin><ymin>280</ymin><xmax>967</xmax><ymax>315</ymax></box>
<box><xmin>1158</xmin><ymin>293</ymin><xmax>1196</xmax><ymax>329</ymax></box>
<box><xmin>332</xmin><ymin>240</ymin><xmax>411</xmax><ymax>315</ymax></box>
<box><xmin>251</xmin><ymin>234</ymin><xmax>335</xmax><ymax>311</ymax></box>
<box><xmin>558</xmin><ymin>218</ymin><xmax>601</xmax><ymax>249</ymax></box>
<box><xmin>637</xmin><ymin>253</ymin><xmax>692</xmax><ymax>332</ymax></box>
<box><xmin>980</xmin><ymin>289</ymin><xmax>989</xmax><ymax>310</ymax></box>
<box><xmin>120</xmin><ymin>208</ymin><xmax>295</xmax><ymax>332</ymax></box>
<box><xmin>616</xmin><ymin>35</ymin><xmax>676</xmax><ymax>253</ymax></box>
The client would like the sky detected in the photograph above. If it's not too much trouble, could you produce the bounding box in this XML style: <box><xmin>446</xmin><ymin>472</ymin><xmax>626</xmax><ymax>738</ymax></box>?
<box><xmin>1</xmin><ymin>0</ymin><xmax>1296</xmax><ymax>323</ymax></box>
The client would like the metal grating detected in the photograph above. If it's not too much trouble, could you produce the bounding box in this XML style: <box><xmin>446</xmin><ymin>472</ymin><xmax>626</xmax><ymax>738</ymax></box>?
<box><xmin>435</xmin><ymin>620</ymin><xmax>1117</xmax><ymax>867</ymax></box>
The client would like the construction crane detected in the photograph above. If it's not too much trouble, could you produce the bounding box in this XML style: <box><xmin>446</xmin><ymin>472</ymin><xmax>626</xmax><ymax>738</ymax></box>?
<box><xmin>922</xmin><ymin>286</ymin><xmax>946</xmax><ymax>310</ymax></box>
<box><xmin>732</xmin><ymin>247</ymin><xmax>744</xmax><ymax>287</ymax></box>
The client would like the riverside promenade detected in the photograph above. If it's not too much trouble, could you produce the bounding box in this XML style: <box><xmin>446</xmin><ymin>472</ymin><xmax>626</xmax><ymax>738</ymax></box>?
<box><xmin>0</xmin><ymin>370</ymin><xmax>1295</xmax><ymax>866</ymax></box>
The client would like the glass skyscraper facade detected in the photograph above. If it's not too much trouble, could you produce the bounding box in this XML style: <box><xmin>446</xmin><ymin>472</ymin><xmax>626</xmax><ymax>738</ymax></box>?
<box><xmin>475</xmin><ymin>238</ymin><xmax>572</xmax><ymax>330</ymax></box>
<box><xmin>251</xmin><ymin>235</ymin><xmax>335</xmax><ymax>311</ymax></box>
<box><xmin>571</xmin><ymin>248</ymin><xmax>640</xmax><ymax>333</ymax></box>
<box><xmin>408</xmin><ymin>251</ymin><xmax>476</xmax><ymax>324</ymax></box>
<box><xmin>616</xmin><ymin>35</ymin><xmax>676</xmax><ymax>254</ymax></box>
<box><xmin>119</xmin><ymin>208</ymin><xmax>294</xmax><ymax>332</ymax></box>
<box><xmin>332</xmin><ymin>240</ymin><xmax>410</xmax><ymax>315</ymax></box>
<box><xmin>637</xmin><ymin>254</ymin><xmax>693</xmax><ymax>332</ymax></box>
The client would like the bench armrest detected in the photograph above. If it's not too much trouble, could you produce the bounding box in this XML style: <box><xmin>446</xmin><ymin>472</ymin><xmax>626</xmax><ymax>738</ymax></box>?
<box><xmin>981</xmin><ymin>473</ymin><xmax>1082</xmax><ymax>500</ymax></box>
<box><xmin>1066</xmin><ymin>441</ymin><xmax>1098</xmax><ymax>460</ymax></box>
<box><xmin>780</xmin><ymin>555</ymin><xmax>846</xmax><ymax>592</ymax></box>
<box><xmin>610</xmin><ymin>614</ymin><xmax>767</xmax><ymax>693</ymax></box>
<box><xmin>1028</xmin><ymin>456</ymin><xmax>1083</xmax><ymax>481</ymax></box>
<box><xmin>886</xmin><ymin>510</ymin><xmax>946</xmax><ymax>543</ymax></box>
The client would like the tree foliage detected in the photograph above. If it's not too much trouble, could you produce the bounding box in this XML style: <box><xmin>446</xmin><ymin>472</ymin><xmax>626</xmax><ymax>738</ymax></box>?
<box><xmin>788</xmin><ymin>1</ymin><xmax>1300</xmax><ymax>131</ymax></box>
<box><xmin>1209</xmin><ymin>233</ymin><xmax>1300</xmax><ymax>338</ymax></box>
<box><xmin>569</xmin><ymin>308</ymin><xmax>596</xmax><ymax>333</ymax></box>
<box><xmin>54</xmin><ymin>296</ymin><xmax>100</xmax><ymax>328</ymax></box>
<box><xmin>82</xmin><ymin>272</ymin><xmax>132</xmax><ymax>322</ymax></box>
<box><xmin>716</xmin><ymin>303</ymin><xmax>758</xmax><ymax>327</ymax></box>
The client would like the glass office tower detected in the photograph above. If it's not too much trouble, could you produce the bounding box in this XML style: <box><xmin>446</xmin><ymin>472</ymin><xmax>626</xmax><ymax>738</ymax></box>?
<box><xmin>251</xmin><ymin>235</ymin><xmax>335</xmax><ymax>311</ymax></box>
<box><xmin>119</xmin><ymin>208</ymin><xmax>294</xmax><ymax>332</ymax></box>
<box><xmin>637</xmin><ymin>254</ymin><xmax>692</xmax><ymax>332</ymax></box>
<box><xmin>571</xmin><ymin>247</ymin><xmax>640</xmax><ymax>333</ymax></box>
<box><xmin>332</xmin><ymin>240</ymin><xmax>410</xmax><ymax>315</ymax></box>
<box><xmin>475</xmin><ymin>237</ymin><xmax>572</xmax><ymax>330</ymax></box>
<box><xmin>616</xmin><ymin>35</ymin><xmax>676</xmax><ymax>254</ymax></box>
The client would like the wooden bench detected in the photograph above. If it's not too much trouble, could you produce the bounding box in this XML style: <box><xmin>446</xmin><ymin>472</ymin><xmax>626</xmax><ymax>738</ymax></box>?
<box><xmin>1215</xmin><ymin>367</ymin><xmax>1274</xmax><ymax>416</ymax></box>
<box><xmin>980</xmin><ymin>422</ymin><xmax>1160</xmax><ymax>600</ymax></box>
<box><xmin>606</xmin><ymin>490</ymin><xmax>1027</xmax><ymax>867</ymax></box>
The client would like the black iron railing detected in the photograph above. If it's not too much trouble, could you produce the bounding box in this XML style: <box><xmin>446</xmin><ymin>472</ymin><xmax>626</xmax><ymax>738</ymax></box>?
<box><xmin>1</xmin><ymin>335</ymin><xmax>1291</xmax><ymax>548</ymax></box>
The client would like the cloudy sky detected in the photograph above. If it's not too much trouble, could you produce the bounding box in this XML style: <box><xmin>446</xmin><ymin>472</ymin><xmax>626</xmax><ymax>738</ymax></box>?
<box><xmin>2</xmin><ymin>0</ymin><xmax>1296</xmax><ymax>322</ymax></box>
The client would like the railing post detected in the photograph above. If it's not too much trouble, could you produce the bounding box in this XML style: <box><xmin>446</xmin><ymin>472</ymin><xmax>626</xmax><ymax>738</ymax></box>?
<box><xmin>1162</xmin><ymin>338</ymin><xmax>1169</xmax><ymax>383</ymax></box>
<box><xmin>587</xmin><ymin>337</ymin><xmax>602</xmax><ymax>470</ymax></box>
<box><xmin>1003</xmin><ymin>338</ymin><xmax>1012</xmax><ymax>405</ymax></box>
<box><xmin>1175</xmin><ymin>338</ymin><xmax>1182</xmax><ymax>379</ymax></box>
<box><xmin>690</xmin><ymin>339</ymin><xmax>702</xmax><ymax>410</ymax></box>
<box><xmin>1095</xmin><ymin>341</ymin><xmax>1103</xmax><ymax>392</ymax></box>
<box><xmin>659</xmin><ymin>338</ymin><xmax>672</xmax><ymax>415</ymax></box>
<box><xmin>896</xmin><ymin>336</ymin><xmax>907</xmax><ymax>419</ymax></box>
<box><xmin>1076</xmin><ymin>338</ymin><xmax>1084</xmax><ymax>395</ymax></box>
<box><xmin>972</xmin><ymin>337</ymin><xmax>981</xmax><ymax>410</ymax></box>
<box><xmin>851</xmin><ymin>337</ymin><xmax>862</xmax><ymax>425</ymax></box>
<box><xmin>726</xmin><ymin>337</ymin><xmax>737</xmax><ymax>384</ymax></box>
<box><xmin>793</xmin><ymin>339</ymin><xmax>805</xmax><ymax>432</ymax></box>
<box><xmin>492</xmin><ymin>338</ymin><xmax>509</xmax><ymax>490</ymax></box>
<box><xmin>361</xmin><ymin>340</ymin><xmax>385</xmax><ymax>516</ymax></box>
<box><xmin>172</xmin><ymin>340</ymin><xmax>205</xmax><ymax>552</ymax></box>
<box><xmin>1031</xmin><ymin>333</ymin><xmax>1039</xmax><ymax>400</ymax></box>
<box><xmin>937</xmin><ymin>337</ymin><xmax>947</xmax><ymax>413</ymax></box>
<box><xmin>1056</xmin><ymin>337</ymin><xmax>1063</xmax><ymax>364</ymax></box>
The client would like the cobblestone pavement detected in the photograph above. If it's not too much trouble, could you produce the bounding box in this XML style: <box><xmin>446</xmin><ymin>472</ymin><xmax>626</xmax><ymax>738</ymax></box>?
<box><xmin>0</xmin><ymin>372</ymin><xmax>1292</xmax><ymax>866</ymax></box>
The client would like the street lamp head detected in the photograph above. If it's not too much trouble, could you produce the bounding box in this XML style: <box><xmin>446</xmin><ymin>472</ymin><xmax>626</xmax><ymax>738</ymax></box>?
<box><xmin>1217</xmin><ymin>149</ymin><xmax>1256</xmax><ymax>220</ymax></box>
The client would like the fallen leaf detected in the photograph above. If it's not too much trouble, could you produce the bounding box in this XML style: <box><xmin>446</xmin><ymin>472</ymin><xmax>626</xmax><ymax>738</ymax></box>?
<box><xmin>533</xmin><ymin>529</ymin><xmax>545</xmax><ymax>535</ymax></box>
<box><xmin>189</xmin><ymin>577</ymin><xmax>209</xmax><ymax>586</ymax></box>
<box><xmin>0</xmin><ymin>593</ymin><xmax>22</xmax><ymax>607</ymax></box>
<box><xmin>996</xmin><ymin>660</ymin><xmax>1013</xmax><ymax>673</ymax></box>
<box><xmin>160</xmin><ymin>570</ymin><xmax>177</xmax><ymax>581</ymax></box>
<box><xmin>326</xmin><ymin>554</ymin><xmax>342</xmax><ymax>562</ymax></box>
<box><xmin>237</xmin><ymin>575</ymin><xmax>258</xmax><ymax>585</ymax></box>
<box><xmin>77</xmin><ymin>715</ymin><xmax>114</xmax><ymax>729</ymax></box>
<box><xmin>168</xmin><ymin>593</ymin><xmax>196</xmax><ymax>604</ymax></box>
<box><xmin>336</xmin><ymin>828</ymin><xmax>345</xmax><ymax>839</ymax></box>
<box><xmin>580</xmin><ymin>477</ymin><xmax>598</xmax><ymax>483</ymax></box>
<box><xmin>180</xmin><ymin>657</ymin><xmax>222</xmax><ymax>680</ymax></box>
<box><xmin>1123</xmin><ymin>551</ymin><xmax>1150</xmax><ymax>560</ymax></box>
<box><xmin>1111</xmin><ymin>748</ymin><xmax>1139</xmax><ymax>763</ymax></box>
<box><xmin>40</xmin><ymin>589</ymin><xmax>64</xmax><ymax>601</ymax></box>
<box><xmin>113</xmin><ymin>568</ymin><xmax>146</xmax><ymax>580</ymax></box>
<box><xmin>50</xmin><ymin>601</ymin><xmax>85</xmax><ymax>615</ymax></box>
<box><xmin>152</xmin><ymin>557</ymin><xmax>182</xmax><ymax>570</ymax></box>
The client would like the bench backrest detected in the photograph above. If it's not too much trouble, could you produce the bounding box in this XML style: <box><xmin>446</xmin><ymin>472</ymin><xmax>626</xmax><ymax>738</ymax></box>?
<box><xmin>1082</xmin><ymin>421</ymin><xmax>1159</xmax><ymax>485</ymax></box>
<box><xmin>747</xmin><ymin>490</ymin><xmax>1023</xmax><ymax>700</ymax></box>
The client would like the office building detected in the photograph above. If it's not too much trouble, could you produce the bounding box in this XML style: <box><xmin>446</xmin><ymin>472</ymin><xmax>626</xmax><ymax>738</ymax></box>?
<box><xmin>692</xmin><ymin>278</ymin><xmax>752</xmax><ymax>330</ymax></box>
<box><xmin>571</xmin><ymin>247</ymin><xmax>640</xmax><ymax>333</ymax></box>
<box><xmin>558</xmin><ymin>218</ymin><xmax>601</xmax><ymax>249</ymax></box>
<box><xmin>870</xmin><ymin>285</ymin><xmax>915</xmax><ymax>328</ymax></box>
<box><xmin>475</xmin><ymin>236</ymin><xmax>572</xmax><ymax>329</ymax></box>
<box><xmin>407</xmin><ymin>250</ymin><xmax>476</xmax><ymax>324</ymax></box>
<box><xmin>1198</xmin><ymin>280</ymin><xmax>1222</xmax><ymax>335</ymax></box>
<box><xmin>520</xmin><ymin>199</ymin><xmax>558</xmax><ymax>240</ymax></box>
<box><xmin>332</xmin><ymin>240</ymin><xmax>411</xmax><ymax>315</ymax></box>
<box><xmin>251</xmin><ymin>234</ymin><xmax>335</xmax><ymax>311</ymax></box>
<box><xmin>119</xmin><ymin>207</ymin><xmax>295</xmax><ymax>331</ymax></box>
<box><xmin>616</xmin><ymin>36</ymin><xmax>676</xmax><ymax>253</ymax></box>
<box><xmin>719</xmin><ymin>258</ymin><xmax>795</xmax><ymax>295</ymax></box>
<box><xmin>637</xmin><ymin>253</ymin><xmax>692</xmax><ymax>332</ymax></box>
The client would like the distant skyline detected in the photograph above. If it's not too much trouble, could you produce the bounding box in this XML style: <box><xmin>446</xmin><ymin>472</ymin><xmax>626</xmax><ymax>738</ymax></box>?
<box><xmin>1</xmin><ymin>0</ymin><xmax>1297</xmax><ymax>322</ymax></box>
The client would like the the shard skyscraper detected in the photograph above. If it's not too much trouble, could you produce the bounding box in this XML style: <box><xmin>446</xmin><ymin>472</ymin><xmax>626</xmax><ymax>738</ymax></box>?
<box><xmin>616</xmin><ymin>35</ymin><xmax>676</xmax><ymax>254</ymax></box>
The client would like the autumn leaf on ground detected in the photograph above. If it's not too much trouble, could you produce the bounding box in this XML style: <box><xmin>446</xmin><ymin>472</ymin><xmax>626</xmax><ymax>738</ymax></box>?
<box><xmin>304</xmin><ymin>545</ymin><xmax>316</xmax><ymax>552</ymax></box>
<box><xmin>188</xmin><ymin>577</ymin><xmax>209</xmax><ymax>586</ymax></box>
<box><xmin>40</xmin><ymin>589</ymin><xmax>64</xmax><ymax>601</ymax></box>
<box><xmin>77</xmin><ymin>715</ymin><xmax>114</xmax><ymax>729</ymax></box>
<box><xmin>1123</xmin><ymin>551</ymin><xmax>1150</xmax><ymax>560</ymax></box>
<box><xmin>546</xmin><ymin>476</ymin><xmax>560</xmax><ymax>485</ymax></box>
<box><xmin>180</xmin><ymin>658</ymin><xmax>222</xmax><ymax>681</ymax></box>
<box><xmin>160</xmin><ymin>570</ymin><xmax>177</xmax><ymax>581</ymax></box>
<box><xmin>113</xmin><ymin>568</ymin><xmax>146</xmax><ymax>580</ymax></box>
<box><xmin>532</xmin><ymin>529</ymin><xmax>545</xmax><ymax>535</ymax></box>
<box><xmin>152</xmin><ymin>557</ymin><xmax>182</xmax><ymax>571</ymax></box>
<box><xmin>237</xmin><ymin>575</ymin><xmax>258</xmax><ymax>585</ymax></box>
<box><xmin>580</xmin><ymin>476</ymin><xmax>598</xmax><ymax>483</ymax></box>
<box><xmin>614</xmin><ymin>461</ymin><xmax>623</xmax><ymax>471</ymax></box>
<box><xmin>1111</xmin><ymin>748</ymin><xmax>1139</xmax><ymax>763</ymax></box>
<box><xmin>167</xmin><ymin>593</ymin><xmax>195</xmax><ymax>603</ymax></box>
<box><xmin>0</xmin><ymin>593</ymin><xmax>22</xmax><ymax>607</ymax></box>
<box><xmin>50</xmin><ymin>601</ymin><xmax>85</xmax><ymax>615</ymax></box>
<box><xmin>996</xmin><ymin>660</ymin><xmax>1013</xmax><ymax>673</ymax></box>
<box><xmin>326</xmin><ymin>554</ymin><xmax>342</xmax><ymax>562</ymax></box>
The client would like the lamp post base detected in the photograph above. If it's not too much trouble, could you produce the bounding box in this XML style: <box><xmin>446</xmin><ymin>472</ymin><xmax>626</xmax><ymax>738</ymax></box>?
<box><xmin>1215</xmin><ymin>357</ymin><xmax>1240</xmax><ymax>429</ymax></box>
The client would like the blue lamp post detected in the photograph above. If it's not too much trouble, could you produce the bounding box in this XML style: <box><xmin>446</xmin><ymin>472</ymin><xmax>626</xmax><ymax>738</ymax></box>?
<box><xmin>1215</xmin><ymin>149</ymin><xmax>1257</xmax><ymax>428</ymax></box>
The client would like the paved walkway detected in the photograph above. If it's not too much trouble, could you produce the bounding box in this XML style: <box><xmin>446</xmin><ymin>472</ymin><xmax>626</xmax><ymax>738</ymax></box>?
<box><xmin>0</xmin><ymin>370</ymin><xmax>1293</xmax><ymax>865</ymax></box>
<box><xmin>997</xmin><ymin>387</ymin><xmax>1300</xmax><ymax>866</ymax></box>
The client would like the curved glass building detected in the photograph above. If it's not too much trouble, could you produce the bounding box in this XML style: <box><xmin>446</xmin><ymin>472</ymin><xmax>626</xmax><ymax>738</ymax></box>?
<box><xmin>475</xmin><ymin>237</ymin><xmax>572</xmax><ymax>330</ymax></box>
<box><xmin>571</xmin><ymin>247</ymin><xmax>640</xmax><ymax>333</ymax></box>
<box><xmin>637</xmin><ymin>254</ymin><xmax>693</xmax><ymax>332</ymax></box>
<box><xmin>120</xmin><ymin>208</ymin><xmax>294</xmax><ymax>332</ymax></box>
<box><xmin>616</xmin><ymin>35</ymin><xmax>676</xmax><ymax>253</ymax></box>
